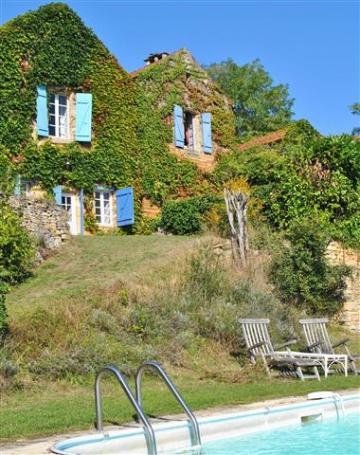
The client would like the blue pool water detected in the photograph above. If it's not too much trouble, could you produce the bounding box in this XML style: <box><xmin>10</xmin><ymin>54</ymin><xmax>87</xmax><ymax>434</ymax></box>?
<box><xmin>202</xmin><ymin>413</ymin><xmax>360</xmax><ymax>455</ymax></box>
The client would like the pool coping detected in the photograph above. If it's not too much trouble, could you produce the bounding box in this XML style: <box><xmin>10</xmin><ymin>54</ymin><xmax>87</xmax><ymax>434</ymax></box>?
<box><xmin>2</xmin><ymin>388</ymin><xmax>359</xmax><ymax>455</ymax></box>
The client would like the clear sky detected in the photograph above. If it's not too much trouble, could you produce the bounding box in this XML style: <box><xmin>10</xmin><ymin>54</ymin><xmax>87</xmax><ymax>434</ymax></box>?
<box><xmin>1</xmin><ymin>0</ymin><xmax>359</xmax><ymax>135</ymax></box>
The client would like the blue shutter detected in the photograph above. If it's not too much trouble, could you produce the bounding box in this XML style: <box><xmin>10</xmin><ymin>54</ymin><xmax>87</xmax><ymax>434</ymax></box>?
<box><xmin>36</xmin><ymin>85</ymin><xmax>49</xmax><ymax>137</ymax></box>
<box><xmin>75</xmin><ymin>93</ymin><xmax>92</xmax><ymax>142</ymax></box>
<box><xmin>53</xmin><ymin>186</ymin><xmax>62</xmax><ymax>205</ymax></box>
<box><xmin>201</xmin><ymin>112</ymin><xmax>212</xmax><ymax>154</ymax></box>
<box><xmin>14</xmin><ymin>175</ymin><xmax>21</xmax><ymax>197</ymax></box>
<box><xmin>79</xmin><ymin>189</ymin><xmax>85</xmax><ymax>235</ymax></box>
<box><xmin>174</xmin><ymin>105</ymin><xmax>184</xmax><ymax>148</ymax></box>
<box><xmin>116</xmin><ymin>187</ymin><xmax>134</xmax><ymax>227</ymax></box>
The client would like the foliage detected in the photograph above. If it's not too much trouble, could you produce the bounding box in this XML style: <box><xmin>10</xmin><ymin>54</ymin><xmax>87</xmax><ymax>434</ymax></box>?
<box><xmin>206</xmin><ymin>58</ymin><xmax>294</xmax><ymax>138</ymax></box>
<box><xmin>0</xmin><ymin>202</ymin><xmax>34</xmax><ymax>337</ymax></box>
<box><xmin>350</xmin><ymin>102</ymin><xmax>360</xmax><ymax>135</ymax></box>
<box><xmin>0</xmin><ymin>5</ymin><xmax>235</xmax><ymax>226</ymax></box>
<box><xmin>160</xmin><ymin>194</ymin><xmax>222</xmax><ymax>234</ymax></box>
<box><xmin>213</xmin><ymin>121</ymin><xmax>360</xmax><ymax>247</ymax></box>
<box><xmin>270</xmin><ymin>221</ymin><xmax>351</xmax><ymax>315</ymax></box>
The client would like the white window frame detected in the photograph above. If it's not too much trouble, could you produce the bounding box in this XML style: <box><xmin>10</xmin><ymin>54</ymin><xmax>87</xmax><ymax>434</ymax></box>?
<box><xmin>94</xmin><ymin>190</ymin><xmax>113</xmax><ymax>227</ymax></box>
<box><xmin>61</xmin><ymin>192</ymin><xmax>77</xmax><ymax>235</ymax></box>
<box><xmin>49</xmin><ymin>94</ymin><xmax>69</xmax><ymax>139</ymax></box>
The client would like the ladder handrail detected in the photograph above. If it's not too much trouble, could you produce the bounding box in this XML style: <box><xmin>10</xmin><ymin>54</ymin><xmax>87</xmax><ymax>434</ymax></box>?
<box><xmin>95</xmin><ymin>364</ymin><xmax>157</xmax><ymax>455</ymax></box>
<box><xmin>135</xmin><ymin>360</ymin><xmax>202</xmax><ymax>449</ymax></box>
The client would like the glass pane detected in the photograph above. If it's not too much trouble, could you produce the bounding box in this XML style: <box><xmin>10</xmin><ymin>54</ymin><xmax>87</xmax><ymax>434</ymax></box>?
<box><xmin>58</xmin><ymin>95</ymin><xmax>67</xmax><ymax>105</ymax></box>
<box><xmin>49</xmin><ymin>103</ymin><xmax>55</xmax><ymax>114</ymax></box>
<box><xmin>95</xmin><ymin>208</ymin><xmax>101</xmax><ymax>215</ymax></box>
<box><xmin>95</xmin><ymin>192</ymin><xmax>100</xmax><ymax>200</ymax></box>
<box><xmin>49</xmin><ymin>125</ymin><xmax>56</xmax><ymax>136</ymax></box>
<box><xmin>103</xmin><ymin>192</ymin><xmax>110</xmax><ymax>201</ymax></box>
<box><xmin>49</xmin><ymin>115</ymin><xmax>56</xmax><ymax>125</ymax></box>
<box><xmin>95</xmin><ymin>214</ymin><xmax>101</xmax><ymax>222</ymax></box>
<box><xmin>50</xmin><ymin>94</ymin><xmax>55</xmax><ymax>103</ymax></box>
<box><xmin>59</xmin><ymin>105</ymin><xmax>67</xmax><ymax>116</ymax></box>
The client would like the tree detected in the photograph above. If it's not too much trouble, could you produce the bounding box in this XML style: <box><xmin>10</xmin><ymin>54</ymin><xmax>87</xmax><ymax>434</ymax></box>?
<box><xmin>206</xmin><ymin>59</ymin><xmax>294</xmax><ymax>138</ymax></box>
<box><xmin>350</xmin><ymin>103</ymin><xmax>360</xmax><ymax>135</ymax></box>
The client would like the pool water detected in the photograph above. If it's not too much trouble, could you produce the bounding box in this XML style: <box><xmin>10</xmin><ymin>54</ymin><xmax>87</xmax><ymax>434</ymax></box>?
<box><xmin>200</xmin><ymin>413</ymin><xmax>360</xmax><ymax>455</ymax></box>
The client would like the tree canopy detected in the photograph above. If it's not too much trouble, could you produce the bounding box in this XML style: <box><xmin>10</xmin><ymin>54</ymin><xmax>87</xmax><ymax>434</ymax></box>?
<box><xmin>206</xmin><ymin>58</ymin><xmax>294</xmax><ymax>138</ymax></box>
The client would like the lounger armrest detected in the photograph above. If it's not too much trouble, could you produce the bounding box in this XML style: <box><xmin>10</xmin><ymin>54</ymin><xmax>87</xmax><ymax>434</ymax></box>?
<box><xmin>248</xmin><ymin>341</ymin><xmax>267</xmax><ymax>352</ymax></box>
<box><xmin>306</xmin><ymin>341</ymin><xmax>321</xmax><ymax>352</ymax></box>
<box><xmin>275</xmin><ymin>339</ymin><xmax>297</xmax><ymax>350</ymax></box>
<box><xmin>332</xmin><ymin>338</ymin><xmax>350</xmax><ymax>349</ymax></box>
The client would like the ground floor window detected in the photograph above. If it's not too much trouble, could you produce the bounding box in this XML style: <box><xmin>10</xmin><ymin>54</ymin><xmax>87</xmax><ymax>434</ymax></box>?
<box><xmin>94</xmin><ymin>190</ymin><xmax>112</xmax><ymax>226</ymax></box>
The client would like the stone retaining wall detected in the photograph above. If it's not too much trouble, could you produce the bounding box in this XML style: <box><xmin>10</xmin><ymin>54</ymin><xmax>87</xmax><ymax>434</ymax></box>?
<box><xmin>9</xmin><ymin>196</ymin><xmax>70</xmax><ymax>260</ymax></box>
<box><xmin>327</xmin><ymin>242</ymin><xmax>360</xmax><ymax>332</ymax></box>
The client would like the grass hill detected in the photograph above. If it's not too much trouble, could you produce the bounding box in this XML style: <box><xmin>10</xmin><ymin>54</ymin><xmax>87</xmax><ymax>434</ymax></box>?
<box><xmin>1</xmin><ymin>235</ymin><xmax>359</xmax><ymax>441</ymax></box>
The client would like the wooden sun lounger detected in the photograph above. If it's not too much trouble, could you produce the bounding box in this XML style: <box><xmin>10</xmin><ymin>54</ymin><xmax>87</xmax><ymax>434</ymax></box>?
<box><xmin>300</xmin><ymin>318</ymin><xmax>358</xmax><ymax>375</ymax></box>
<box><xmin>240</xmin><ymin>318</ymin><xmax>321</xmax><ymax>381</ymax></box>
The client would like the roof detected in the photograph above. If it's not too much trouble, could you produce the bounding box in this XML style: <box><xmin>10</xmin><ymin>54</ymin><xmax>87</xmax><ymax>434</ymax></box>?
<box><xmin>238</xmin><ymin>128</ymin><xmax>288</xmax><ymax>152</ymax></box>
<box><xmin>130</xmin><ymin>49</ymin><xmax>189</xmax><ymax>78</ymax></box>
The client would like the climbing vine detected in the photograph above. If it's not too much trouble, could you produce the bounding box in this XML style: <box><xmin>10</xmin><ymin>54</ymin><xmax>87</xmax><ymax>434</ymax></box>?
<box><xmin>1</xmin><ymin>4</ymin><xmax>236</xmax><ymax>224</ymax></box>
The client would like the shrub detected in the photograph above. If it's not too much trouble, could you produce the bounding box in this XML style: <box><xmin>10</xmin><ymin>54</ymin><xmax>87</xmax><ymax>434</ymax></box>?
<box><xmin>160</xmin><ymin>195</ymin><xmax>222</xmax><ymax>235</ymax></box>
<box><xmin>0</xmin><ymin>202</ymin><xmax>34</xmax><ymax>338</ymax></box>
<box><xmin>270</xmin><ymin>221</ymin><xmax>351</xmax><ymax>315</ymax></box>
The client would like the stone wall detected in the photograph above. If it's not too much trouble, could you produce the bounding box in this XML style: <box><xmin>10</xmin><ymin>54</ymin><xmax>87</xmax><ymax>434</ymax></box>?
<box><xmin>327</xmin><ymin>242</ymin><xmax>360</xmax><ymax>332</ymax></box>
<box><xmin>9</xmin><ymin>196</ymin><xmax>70</xmax><ymax>260</ymax></box>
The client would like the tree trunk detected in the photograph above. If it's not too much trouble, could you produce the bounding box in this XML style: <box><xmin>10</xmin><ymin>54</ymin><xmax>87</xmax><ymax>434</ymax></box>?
<box><xmin>224</xmin><ymin>188</ymin><xmax>249</xmax><ymax>268</ymax></box>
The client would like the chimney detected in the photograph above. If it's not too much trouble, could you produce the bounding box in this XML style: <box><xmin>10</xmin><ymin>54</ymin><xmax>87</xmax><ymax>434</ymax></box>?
<box><xmin>144</xmin><ymin>52</ymin><xmax>169</xmax><ymax>65</ymax></box>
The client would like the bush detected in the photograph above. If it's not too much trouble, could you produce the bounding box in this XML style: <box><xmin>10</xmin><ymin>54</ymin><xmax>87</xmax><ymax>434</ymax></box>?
<box><xmin>0</xmin><ymin>202</ymin><xmax>34</xmax><ymax>338</ymax></box>
<box><xmin>160</xmin><ymin>195</ymin><xmax>222</xmax><ymax>235</ymax></box>
<box><xmin>270</xmin><ymin>221</ymin><xmax>351</xmax><ymax>315</ymax></box>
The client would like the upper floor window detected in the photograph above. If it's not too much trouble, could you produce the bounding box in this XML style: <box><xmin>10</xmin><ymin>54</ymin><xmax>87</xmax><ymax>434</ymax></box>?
<box><xmin>173</xmin><ymin>105</ymin><xmax>212</xmax><ymax>154</ymax></box>
<box><xmin>49</xmin><ymin>94</ymin><xmax>69</xmax><ymax>139</ymax></box>
<box><xmin>36</xmin><ymin>85</ymin><xmax>93</xmax><ymax>143</ymax></box>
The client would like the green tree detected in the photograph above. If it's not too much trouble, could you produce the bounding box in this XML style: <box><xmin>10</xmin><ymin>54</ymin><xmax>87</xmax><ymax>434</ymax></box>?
<box><xmin>350</xmin><ymin>103</ymin><xmax>360</xmax><ymax>135</ymax></box>
<box><xmin>206</xmin><ymin>59</ymin><xmax>294</xmax><ymax>138</ymax></box>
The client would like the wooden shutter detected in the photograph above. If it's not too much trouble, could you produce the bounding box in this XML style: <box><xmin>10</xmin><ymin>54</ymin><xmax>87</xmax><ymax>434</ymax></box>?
<box><xmin>36</xmin><ymin>85</ymin><xmax>49</xmax><ymax>137</ymax></box>
<box><xmin>75</xmin><ymin>93</ymin><xmax>92</xmax><ymax>142</ymax></box>
<box><xmin>201</xmin><ymin>112</ymin><xmax>212</xmax><ymax>154</ymax></box>
<box><xmin>116</xmin><ymin>187</ymin><xmax>134</xmax><ymax>227</ymax></box>
<box><xmin>53</xmin><ymin>185</ymin><xmax>62</xmax><ymax>205</ymax></box>
<box><xmin>174</xmin><ymin>105</ymin><xmax>184</xmax><ymax>148</ymax></box>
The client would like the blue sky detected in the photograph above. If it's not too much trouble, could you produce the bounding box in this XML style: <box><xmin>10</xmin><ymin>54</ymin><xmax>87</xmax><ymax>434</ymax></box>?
<box><xmin>1</xmin><ymin>0</ymin><xmax>359</xmax><ymax>135</ymax></box>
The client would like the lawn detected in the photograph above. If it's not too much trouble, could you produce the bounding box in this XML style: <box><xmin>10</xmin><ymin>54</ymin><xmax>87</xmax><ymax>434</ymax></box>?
<box><xmin>1</xmin><ymin>374</ymin><xmax>359</xmax><ymax>441</ymax></box>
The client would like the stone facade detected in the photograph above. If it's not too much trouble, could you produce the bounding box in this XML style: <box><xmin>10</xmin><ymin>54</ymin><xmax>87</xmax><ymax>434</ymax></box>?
<box><xmin>9</xmin><ymin>196</ymin><xmax>70</xmax><ymax>260</ymax></box>
<box><xmin>327</xmin><ymin>242</ymin><xmax>360</xmax><ymax>332</ymax></box>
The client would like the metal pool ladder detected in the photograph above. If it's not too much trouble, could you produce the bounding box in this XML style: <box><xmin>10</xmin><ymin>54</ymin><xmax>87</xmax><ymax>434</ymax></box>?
<box><xmin>95</xmin><ymin>361</ymin><xmax>202</xmax><ymax>455</ymax></box>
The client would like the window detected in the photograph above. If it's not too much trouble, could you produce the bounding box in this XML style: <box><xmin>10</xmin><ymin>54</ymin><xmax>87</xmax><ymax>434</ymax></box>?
<box><xmin>49</xmin><ymin>94</ymin><xmax>69</xmax><ymax>138</ymax></box>
<box><xmin>94</xmin><ymin>190</ymin><xmax>112</xmax><ymax>226</ymax></box>
<box><xmin>184</xmin><ymin>111</ymin><xmax>195</xmax><ymax>149</ymax></box>
<box><xmin>20</xmin><ymin>180</ymin><xmax>32</xmax><ymax>195</ymax></box>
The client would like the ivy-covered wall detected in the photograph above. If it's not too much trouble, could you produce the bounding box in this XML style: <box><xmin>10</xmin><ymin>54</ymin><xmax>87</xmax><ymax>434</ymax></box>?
<box><xmin>0</xmin><ymin>4</ymin><xmax>236</xmax><ymax>220</ymax></box>
<box><xmin>0</xmin><ymin>3</ymin><xmax>138</xmax><ymax>194</ymax></box>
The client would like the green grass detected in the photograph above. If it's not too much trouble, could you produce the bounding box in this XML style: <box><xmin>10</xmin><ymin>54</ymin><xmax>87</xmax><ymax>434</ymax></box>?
<box><xmin>1</xmin><ymin>375</ymin><xmax>359</xmax><ymax>441</ymax></box>
<box><xmin>2</xmin><ymin>235</ymin><xmax>359</xmax><ymax>442</ymax></box>
<box><xmin>7</xmin><ymin>235</ymin><xmax>198</xmax><ymax>314</ymax></box>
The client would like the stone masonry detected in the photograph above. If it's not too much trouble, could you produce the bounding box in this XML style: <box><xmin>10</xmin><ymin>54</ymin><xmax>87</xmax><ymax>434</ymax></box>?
<box><xmin>9</xmin><ymin>196</ymin><xmax>70</xmax><ymax>260</ymax></box>
<box><xmin>327</xmin><ymin>242</ymin><xmax>360</xmax><ymax>332</ymax></box>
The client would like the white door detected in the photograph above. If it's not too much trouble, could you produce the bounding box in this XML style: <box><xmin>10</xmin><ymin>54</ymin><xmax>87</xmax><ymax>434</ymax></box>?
<box><xmin>61</xmin><ymin>193</ymin><xmax>77</xmax><ymax>235</ymax></box>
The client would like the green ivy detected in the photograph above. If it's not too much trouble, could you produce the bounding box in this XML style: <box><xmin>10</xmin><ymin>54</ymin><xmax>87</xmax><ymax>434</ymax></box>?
<box><xmin>1</xmin><ymin>5</ymin><xmax>235</xmax><ymax>223</ymax></box>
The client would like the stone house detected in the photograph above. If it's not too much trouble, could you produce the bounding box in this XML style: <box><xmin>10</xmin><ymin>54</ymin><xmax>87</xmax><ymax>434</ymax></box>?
<box><xmin>1</xmin><ymin>4</ymin><xmax>234</xmax><ymax>234</ymax></box>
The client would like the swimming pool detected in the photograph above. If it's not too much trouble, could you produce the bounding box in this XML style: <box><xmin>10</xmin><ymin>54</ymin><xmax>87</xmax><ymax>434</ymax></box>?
<box><xmin>202</xmin><ymin>412</ymin><xmax>359</xmax><ymax>455</ymax></box>
<box><xmin>52</xmin><ymin>393</ymin><xmax>359</xmax><ymax>455</ymax></box>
